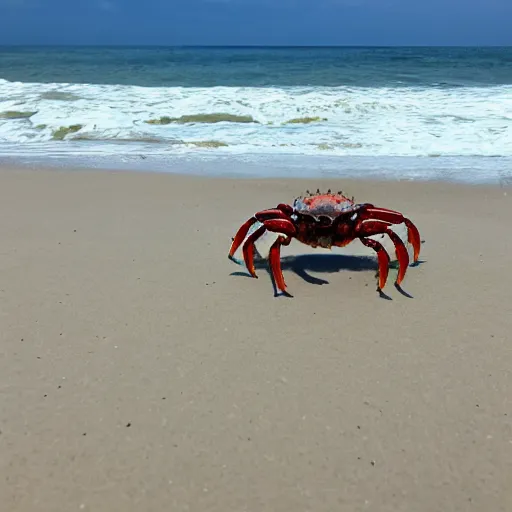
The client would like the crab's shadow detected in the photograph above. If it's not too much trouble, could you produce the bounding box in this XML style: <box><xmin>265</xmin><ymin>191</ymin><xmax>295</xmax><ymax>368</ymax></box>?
<box><xmin>230</xmin><ymin>253</ymin><xmax>426</xmax><ymax>298</ymax></box>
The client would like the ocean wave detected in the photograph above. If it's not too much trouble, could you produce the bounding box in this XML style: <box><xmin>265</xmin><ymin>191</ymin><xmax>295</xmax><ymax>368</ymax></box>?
<box><xmin>0</xmin><ymin>78</ymin><xmax>511</xmax><ymax>157</ymax></box>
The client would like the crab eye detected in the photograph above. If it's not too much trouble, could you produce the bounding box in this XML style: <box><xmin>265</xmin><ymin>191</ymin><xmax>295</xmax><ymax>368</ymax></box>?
<box><xmin>351</xmin><ymin>213</ymin><xmax>358</xmax><ymax>221</ymax></box>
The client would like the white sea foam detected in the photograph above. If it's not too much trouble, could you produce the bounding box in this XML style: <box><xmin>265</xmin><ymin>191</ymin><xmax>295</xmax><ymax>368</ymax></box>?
<box><xmin>1</xmin><ymin>78</ymin><xmax>511</xmax><ymax>159</ymax></box>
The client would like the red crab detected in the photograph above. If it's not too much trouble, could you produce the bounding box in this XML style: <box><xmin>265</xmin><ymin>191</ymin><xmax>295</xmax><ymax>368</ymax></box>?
<box><xmin>228</xmin><ymin>189</ymin><xmax>421</xmax><ymax>294</ymax></box>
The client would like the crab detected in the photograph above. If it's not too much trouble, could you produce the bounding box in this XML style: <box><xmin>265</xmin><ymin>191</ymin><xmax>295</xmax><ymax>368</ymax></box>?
<box><xmin>228</xmin><ymin>189</ymin><xmax>421</xmax><ymax>294</ymax></box>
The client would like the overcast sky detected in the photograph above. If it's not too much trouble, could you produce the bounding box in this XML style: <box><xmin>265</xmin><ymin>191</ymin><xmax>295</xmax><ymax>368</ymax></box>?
<box><xmin>0</xmin><ymin>0</ymin><xmax>511</xmax><ymax>46</ymax></box>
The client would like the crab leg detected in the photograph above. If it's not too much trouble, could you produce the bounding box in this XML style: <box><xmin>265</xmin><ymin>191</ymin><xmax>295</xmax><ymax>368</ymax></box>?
<box><xmin>242</xmin><ymin>225</ymin><xmax>267</xmax><ymax>278</ymax></box>
<box><xmin>404</xmin><ymin>219</ymin><xmax>421</xmax><ymax>262</ymax></box>
<box><xmin>229</xmin><ymin>208</ymin><xmax>293</xmax><ymax>261</ymax></box>
<box><xmin>241</xmin><ymin>218</ymin><xmax>296</xmax><ymax>281</ymax></box>
<box><xmin>269</xmin><ymin>237</ymin><xmax>289</xmax><ymax>292</ymax></box>
<box><xmin>363</xmin><ymin>207</ymin><xmax>421</xmax><ymax>262</ymax></box>
<box><xmin>360</xmin><ymin>237</ymin><xmax>390</xmax><ymax>290</ymax></box>
<box><xmin>385</xmin><ymin>229</ymin><xmax>410</xmax><ymax>285</ymax></box>
<box><xmin>359</xmin><ymin>220</ymin><xmax>410</xmax><ymax>287</ymax></box>
<box><xmin>229</xmin><ymin>217</ymin><xmax>257</xmax><ymax>260</ymax></box>
<box><xmin>262</xmin><ymin>219</ymin><xmax>296</xmax><ymax>290</ymax></box>
<box><xmin>255</xmin><ymin>209</ymin><xmax>293</xmax><ymax>221</ymax></box>
<box><xmin>262</xmin><ymin>219</ymin><xmax>297</xmax><ymax>237</ymax></box>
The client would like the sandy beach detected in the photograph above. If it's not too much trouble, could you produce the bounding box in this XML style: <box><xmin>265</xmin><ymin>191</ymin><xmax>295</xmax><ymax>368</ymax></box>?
<box><xmin>0</xmin><ymin>165</ymin><xmax>511</xmax><ymax>512</ymax></box>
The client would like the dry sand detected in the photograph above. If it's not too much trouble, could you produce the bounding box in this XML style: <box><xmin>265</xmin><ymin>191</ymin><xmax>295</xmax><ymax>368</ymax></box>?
<box><xmin>0</xmin><ymin>166</ymin><xmax>511</xmax><ymax>512</ymax></box>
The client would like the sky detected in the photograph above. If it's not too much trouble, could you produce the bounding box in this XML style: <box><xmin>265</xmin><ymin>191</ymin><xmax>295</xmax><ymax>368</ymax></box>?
<box><xmin>0</xmin><ymin>0</ymin><xmax>511</xmax><ymax>46</ymax></box>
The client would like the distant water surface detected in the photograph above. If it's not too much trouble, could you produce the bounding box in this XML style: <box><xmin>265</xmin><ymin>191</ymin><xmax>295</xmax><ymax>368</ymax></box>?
<box><xmin>1</xmin><ymin>46</ymin><xmax>511</xmax><ymax>183</ymax></box>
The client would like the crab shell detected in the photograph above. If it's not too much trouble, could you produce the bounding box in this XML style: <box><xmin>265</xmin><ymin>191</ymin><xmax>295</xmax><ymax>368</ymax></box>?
<box><xmin>292</xmin><ymin>191</ymin><xmax>360</xmax><ymax>223</ymax></box>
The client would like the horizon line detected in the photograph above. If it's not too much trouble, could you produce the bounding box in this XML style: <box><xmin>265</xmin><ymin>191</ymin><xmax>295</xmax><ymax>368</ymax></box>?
<box><xmin>1</xmin><ymin>43</ymin><xmax>510</xmax><ymax>48</ymax></box>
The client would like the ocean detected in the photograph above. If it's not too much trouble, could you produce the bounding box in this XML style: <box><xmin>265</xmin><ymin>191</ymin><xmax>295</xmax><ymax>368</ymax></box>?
<box><xmin>1</xmin><ymin>46</ymin><xmax>511</xmax><ymax>183</ymax></box>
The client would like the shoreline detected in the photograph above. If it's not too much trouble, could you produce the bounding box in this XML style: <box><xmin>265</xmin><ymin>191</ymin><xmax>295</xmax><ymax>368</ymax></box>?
<box><xmin>1</xmin><ymin>160</ymin><xmax>510</xmax><ymax>194</ymax></box>
<box><xmin>1</xmin><ymin>165</ymin><xmax>511</xmax><ymax>511</ymax></box>
<box><xmin>1</xmin><ymin>151</ymin><xmax>512</xmax><ymax>186</ymax></box>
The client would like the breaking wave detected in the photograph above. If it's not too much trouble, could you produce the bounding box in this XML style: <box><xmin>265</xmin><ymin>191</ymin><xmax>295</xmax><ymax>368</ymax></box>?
<box><xmin>0</xmin><ymin>78</ymin><xmax>511</xmax><ymax>158</ymax></box>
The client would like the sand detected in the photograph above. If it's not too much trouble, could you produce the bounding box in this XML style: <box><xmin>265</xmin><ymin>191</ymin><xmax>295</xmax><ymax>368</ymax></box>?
<box><xmin>0</xmin><ymin>165</ymin><xmax>511</xmax><ymax>512</ymax></box>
